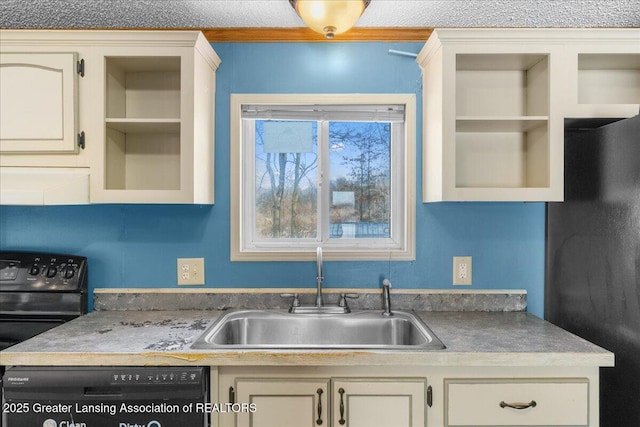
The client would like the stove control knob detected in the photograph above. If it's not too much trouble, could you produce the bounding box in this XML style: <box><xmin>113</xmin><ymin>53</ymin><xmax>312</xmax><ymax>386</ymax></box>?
<box><xmin>62</xmin><ymin>266</ymin><xmax>75</xmax><ymax>279</ymax></box>
<box><xmin>46</xmin><ymin>266</ymin><xmax>58</xmax><ymax>278</ymax></box>
<box><xmin>29</xmin><ymin>264</ymin><xmax>40</xmax><ymax>275</ymax></box>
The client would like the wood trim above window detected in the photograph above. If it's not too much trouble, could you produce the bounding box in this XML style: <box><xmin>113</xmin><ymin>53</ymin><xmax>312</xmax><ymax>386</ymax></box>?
<box><xmin>201</xmin><ymin>27</ymin><xmax>433</xmax><ymax>42</ymax></box>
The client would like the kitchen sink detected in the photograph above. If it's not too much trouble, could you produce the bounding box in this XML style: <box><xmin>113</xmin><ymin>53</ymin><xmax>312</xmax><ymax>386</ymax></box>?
<box><xmin>190</xmin><ymin>309</ymin><xmax>445</xmax><ymax>350</ymax></box>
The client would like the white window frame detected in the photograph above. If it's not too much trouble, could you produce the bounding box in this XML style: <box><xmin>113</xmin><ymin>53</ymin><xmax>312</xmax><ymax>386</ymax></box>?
<box><xmin>230</xmin><ymin>94</ymin><xmax>416</xmax><ymax>261</ymax></box>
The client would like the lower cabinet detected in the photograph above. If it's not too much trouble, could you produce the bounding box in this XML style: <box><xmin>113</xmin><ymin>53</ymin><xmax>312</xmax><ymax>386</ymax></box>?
<box><xmin>445</xmin><ymin>379</ymin><xmax>589</xmax><ymax>427</ymax></box>
<box><xmin>216</xmin><ymin>366</ymin><xmax>600</xmax><ymax>427</ymax></box>
<box><xmin>231</xmin><ymin>377</ymin><xmax>427</xmax><ymax>427</ymax></box>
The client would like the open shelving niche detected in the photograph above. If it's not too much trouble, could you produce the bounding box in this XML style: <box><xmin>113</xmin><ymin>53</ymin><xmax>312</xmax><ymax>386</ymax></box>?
<box><xmin>104</xmin><ymin>56</ymin><xmax>182</xmax><ymax>191</ymax></box>
<box><xmin>577</xmin><ymin>53</ymin><xmax>640</xmax><ymax>106</ymax></box>
<box><xmin>454</xmin><ymin>53</ymin><xmax>550</xmax><ymax>191</ymax></box>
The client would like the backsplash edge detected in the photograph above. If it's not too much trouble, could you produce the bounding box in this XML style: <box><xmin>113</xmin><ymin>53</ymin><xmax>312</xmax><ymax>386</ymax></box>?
<box><xmin>93</xmin><ymin>289</ymin><xmax>527</xmax><ymax>312</ymax></box>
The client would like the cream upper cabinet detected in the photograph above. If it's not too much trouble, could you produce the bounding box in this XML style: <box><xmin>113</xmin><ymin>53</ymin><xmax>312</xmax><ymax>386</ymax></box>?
<box><xmin>0</xmin><ymin>52</ymin><xmax>80</xmax><ymax>153</ymax></box>
<box><xmin>90</xmin><ymin>31</ymin><xmax>220</xmax><ymax>204</ymax></box>
<box><xmin>418</xmin><ymin>28</ymin><xmax>640</xmax><ymax>203</ymax></box>
<box><xmin>0</xmin><ymin>30</ymin><xmax>220</xmax><ymax>205</ymax></box>
<box><xmin>418</xmin><ymin>29</ymin><xmax>563</xmax><ymax>202</ymax></box>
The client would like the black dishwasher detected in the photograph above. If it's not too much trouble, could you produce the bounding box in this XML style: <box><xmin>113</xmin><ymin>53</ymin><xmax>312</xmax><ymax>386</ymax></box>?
<box><xmin>2</xmin><ymin>366</ymin><xmax>209</xmax><ymax>427</ymax></box>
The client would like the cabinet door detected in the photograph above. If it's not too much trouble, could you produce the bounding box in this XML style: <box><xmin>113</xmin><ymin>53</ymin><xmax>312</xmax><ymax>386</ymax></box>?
<box><xmin>235</xmin><ymin>378</ymin><xmax>329</xmax><ymax>427</ymax></box>
<box><xmin>332</xmin><ymin>378</ymin><xmax>426</xmax><ymax>427</ymax></box>
<box><xmin>0</xmin><ymin>52</ymin><xmax>79</xmax><ymax>153</ymax></box>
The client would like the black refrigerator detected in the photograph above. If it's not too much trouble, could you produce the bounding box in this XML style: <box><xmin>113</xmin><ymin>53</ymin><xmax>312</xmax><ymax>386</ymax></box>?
<box><xmin>546</xmin><ymin>115</ymin><xmax>640</xmax><ymax>426</ymax></box>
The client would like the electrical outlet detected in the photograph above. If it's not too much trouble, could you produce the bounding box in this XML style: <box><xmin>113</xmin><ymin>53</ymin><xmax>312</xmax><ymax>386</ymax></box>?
<box><xmin>453</xmin><ymin>256</ymin><xmax>472</xmax><ymax>285</ymax></box>
<box><xmin>177</xmin><ymin>258</ymin><xmax>205</xmax><ymax>285</ymax></box>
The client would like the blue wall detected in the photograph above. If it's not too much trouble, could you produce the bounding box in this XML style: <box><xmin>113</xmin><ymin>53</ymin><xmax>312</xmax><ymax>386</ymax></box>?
<box><xmin>0</xmin><ymin>42</ymin><xmax>546</xmax><ymax>316</ymax></box>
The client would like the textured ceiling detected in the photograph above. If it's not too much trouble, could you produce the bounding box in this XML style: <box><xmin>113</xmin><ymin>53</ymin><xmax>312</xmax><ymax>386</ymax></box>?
<box><xmin>1</xmin><ymin>0</ymin><xmax>639</xmax><ymax>29</ymax></box>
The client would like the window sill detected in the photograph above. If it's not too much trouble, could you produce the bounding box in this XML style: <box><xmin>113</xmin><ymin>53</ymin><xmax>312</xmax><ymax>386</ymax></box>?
<box><xmin>230</xmin><ymin>247</ymin><xmax>416</xmax><ymax>262</ymax></box>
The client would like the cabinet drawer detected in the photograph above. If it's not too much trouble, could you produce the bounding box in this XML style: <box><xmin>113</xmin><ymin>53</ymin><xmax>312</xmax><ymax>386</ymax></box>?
<box><xmin>445</xmin><ymin>379</ymin><xmax>589</xmax><ymax>426</ymax></box>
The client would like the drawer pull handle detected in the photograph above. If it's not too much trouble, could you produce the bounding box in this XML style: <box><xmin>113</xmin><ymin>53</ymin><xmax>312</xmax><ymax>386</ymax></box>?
<box><xmin>338</xmin><ymin>387</ymin><xmax>346</xmax><ymax>425</ymax></box>
<box><xmin>316</xmin><ymin>388</ymin><xmax>323</xmax><ymax>425</ymax></box>
<box><xmin>500</xmin><ymin>400</ymin><xmax>537</xmax><ymax>410</ymax></box>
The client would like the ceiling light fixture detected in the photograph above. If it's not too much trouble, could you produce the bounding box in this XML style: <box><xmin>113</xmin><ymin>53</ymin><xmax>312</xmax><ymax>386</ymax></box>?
<box><xmin>289</xmin><ymin>0</ymin><xmax>371</xmax><ymax>39</ymax></box>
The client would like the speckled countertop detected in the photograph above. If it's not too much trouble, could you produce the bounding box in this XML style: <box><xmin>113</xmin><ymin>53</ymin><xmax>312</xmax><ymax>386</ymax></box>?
<box><xmin>0</xmin><ymin>310</ymin><xmax>614</xmax><ymax>367</ymax></box>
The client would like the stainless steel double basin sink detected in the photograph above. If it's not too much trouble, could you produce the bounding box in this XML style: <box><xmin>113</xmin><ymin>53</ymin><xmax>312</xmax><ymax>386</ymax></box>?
<box><xmin>191</xmin><ymin>309</ymin><xmax>445</xmax><ymax>350</ymax></box>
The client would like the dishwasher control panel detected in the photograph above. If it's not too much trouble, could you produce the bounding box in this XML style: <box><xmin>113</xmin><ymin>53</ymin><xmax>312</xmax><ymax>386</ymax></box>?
<box><xmin>4</xmin><ymin>367</ymin><xmax>205</xmax><ymax>388</ymax></box>
<box><xmin>0</xmin><ymin>251</ymin><xmax>87</xmax><ymax>291</ymax></box>
<box><xmin>109</xmin><ymin>368</ymin><xmax>204</xmax><ymax>385</ymax></box>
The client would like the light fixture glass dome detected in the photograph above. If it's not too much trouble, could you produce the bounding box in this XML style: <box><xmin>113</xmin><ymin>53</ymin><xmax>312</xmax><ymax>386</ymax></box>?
<box><xmin>290</xmin><ymin>0</ymin><xmax>371</xmax><ymax>39</ymax></box>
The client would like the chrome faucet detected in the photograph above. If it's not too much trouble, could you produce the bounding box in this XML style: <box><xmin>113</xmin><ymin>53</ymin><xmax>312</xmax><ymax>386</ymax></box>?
<box><xmin>282</xmin><ymin>247</ymin><xmax>356</xmax><ymax>314</ymax></box>
<box><xmin>382</xmin><ymin>278</ymin><xmax>393</xmax><ymax>316</ymax></box>
<box><xmin>316</xmin><ymin>247</ymin><xmax>324</xmax><ymax>307</ymax></box>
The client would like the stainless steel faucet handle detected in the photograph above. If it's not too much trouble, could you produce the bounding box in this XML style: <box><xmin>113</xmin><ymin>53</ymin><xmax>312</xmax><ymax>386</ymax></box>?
<box><xmin>280</xmin><ymin>293</ymin><xmax>301</xmax><ymax>308</ymax></box>
<box><xmin>338</xmin><ymin>293</ymin><xmax>359</xmax><ymax>310</ymax></box>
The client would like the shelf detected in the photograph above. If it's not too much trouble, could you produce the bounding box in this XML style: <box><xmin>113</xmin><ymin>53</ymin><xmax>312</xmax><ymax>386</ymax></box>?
<box><xmin>456</xmin><ymin>53</ymin><xmax>548</xmax><ymax>71</ymax></box>
<box><xmin>106</xmin><ymin>56</ymin><xmax>181</xmax><ymax>119</ymax></box>
<box><xmin>105</xmin><ymin>119</ymin><xmax>180</xmax><ymax>134</ymax></box>
<box><xmin>456</xmin><ymin>117</ymin><xmax>548</xmax><ymax>132</ymax></box>
<box><xmin>456</xmin><ymin>54</ymin><xmax>549</xmax><ymax>117</ymax></box>
<box><xmin>450</xmin><ymin>52</ymin><xmax>551</xmax><ymax>194</ymax></box>
<box><xmin>106</xmin><ymin>56</ymin><xmax>181</xmax><ymax>72</ymax></box>
<box><xmin>455</xmin><ymin>124</ymin><xmax>549</xmax><ymax>189</ymax></box>
<box><xmin>578</xmin><ymin>53</ymin><xmax>640</xmax><ymax>105</ymax></box>
<box><xmin>453</xmin><ymin>53</ymin><xmax>550</xmax><ymax>192</ymax></box>
<box><xmin>104</xmin><ymin>55</ymin><xmax>183</xmax><ymax>193</ymax></box>
<box><xmin>105</xmin><ymin>129</ymin><xmax>180</xmax><ymax>191</ymax></box>
<box><xmin>579</xmin><ymin>53</ymin><xmax>640</xmax><ymax>70</ymax></box>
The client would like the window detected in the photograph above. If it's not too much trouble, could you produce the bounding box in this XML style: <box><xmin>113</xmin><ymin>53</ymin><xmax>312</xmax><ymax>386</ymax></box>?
<box><xmin>230</xmin><ymin>94</ymin><xmax>415</xmax><ymax>261</ymax></box>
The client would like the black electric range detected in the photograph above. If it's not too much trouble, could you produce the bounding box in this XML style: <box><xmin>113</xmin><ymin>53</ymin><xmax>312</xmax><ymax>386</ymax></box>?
<box><xmin>0</xmin><ymin>251</ymin><xmax>88</xmax><ymax>351</ymax></box>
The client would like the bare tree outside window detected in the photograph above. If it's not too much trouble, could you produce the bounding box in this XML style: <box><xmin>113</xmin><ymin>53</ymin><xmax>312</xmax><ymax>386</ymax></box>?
<box><xmin>329</xmin><ymin>122</ymin><xmax>391</xmax><ymax>238</ymax></box>
<box><xmin>255</xmin><ymin>120</ymin><xmax>318</xmax><ymax>239</ymax></box>
<box><xmin>254</xmin><ymin>120</ymin><xmax>391</xmax><ymax>240</ymax></box>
